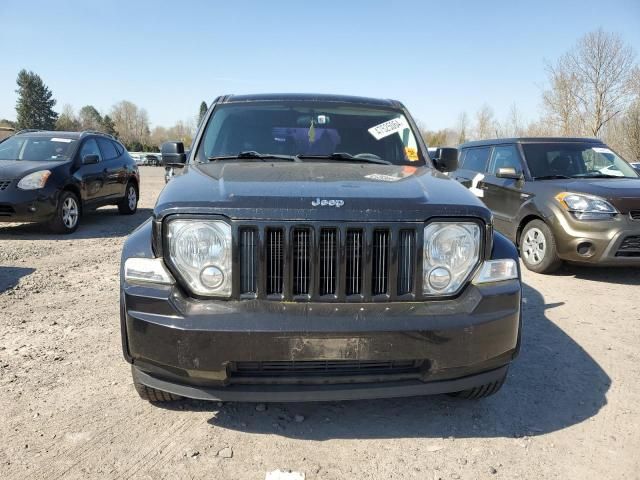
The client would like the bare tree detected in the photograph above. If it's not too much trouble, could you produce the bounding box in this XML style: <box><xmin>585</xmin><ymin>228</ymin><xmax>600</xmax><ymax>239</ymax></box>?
<box><xmin>455</xmin><ymin>112</ymin><xmax>469</xmax><ymax>144</ymax></box>
<box><xmin>110</xmin><ymin>100</ymin><xmax>150</xmax><ymax>147</ymax></box>
<box><xmin>474</xmin><ymin>104</ymin><xmax>496</xmax><ymax>140</ymax></box>
<box><xmin>55</xmin><ymin>104</ymin><xmax>80</xmax><ymax>131</ymax></box>
<box><xmin>552</xmin><ymin>29</ymin><xmax>636</xmax><ymax>137</ymax></box>
<box><xmin>542</xmin><ymin>64</ymin><xmax>581</xmax><ymax>135</ymax></box>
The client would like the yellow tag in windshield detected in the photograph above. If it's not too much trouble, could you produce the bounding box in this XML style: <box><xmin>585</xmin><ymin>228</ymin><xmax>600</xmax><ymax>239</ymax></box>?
<box><xmin>405</xmin><ymin>147</ymin><xmax>419</xmax><ymax>161</ymax></box>
<box><xmin>308</xmin><ymin>119</ymin><xmax>316</xmax><ymax>143</ymax></box>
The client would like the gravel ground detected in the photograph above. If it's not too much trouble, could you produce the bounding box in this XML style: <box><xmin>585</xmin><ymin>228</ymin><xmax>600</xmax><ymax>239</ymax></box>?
<box><xmin>0</xmin><ymin>166</ymin><xmax>638</xmax><ymax>479</ymax></box>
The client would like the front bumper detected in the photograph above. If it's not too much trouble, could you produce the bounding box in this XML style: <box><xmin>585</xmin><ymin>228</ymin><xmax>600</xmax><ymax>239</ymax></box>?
<box><xmin>549</xmin><ymin>209</ymin><xmax>640</xmax><ymax>265</ymax></box>
<box><xmin>0</xmin><ymin>185</ymin><xmax>58</xmax><ymax>223</ymax></box>
<box><xmin>122</xmin><ymin>278</ymin><xmax>521</xmax><ymax>402</ymax></box>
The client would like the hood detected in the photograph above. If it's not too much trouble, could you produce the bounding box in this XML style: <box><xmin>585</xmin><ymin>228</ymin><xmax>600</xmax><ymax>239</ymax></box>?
<box><xmin>155</xmin><ymin>161</ymin><xmax>491</xmax><ymax>223</ymax></box>
<box><xmin>559</xmin><ymin>177</ymin><xmax>640</xmax><ymax>213</ymax></box>
<box><xmin>0</xmin><ymin>159</ymin><xmax>69</xmax><ymax>180</ymax></box>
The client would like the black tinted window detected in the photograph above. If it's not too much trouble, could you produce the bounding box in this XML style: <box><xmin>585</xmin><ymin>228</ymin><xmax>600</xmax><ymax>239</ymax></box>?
<box><xmin>522</xmin><ymin>143</ymin><xmax>638</xmax><ymax>178</ymax></box>
<box><xmin>97</xmin><ymin>138</ymin><xmax>118</xmax><ymax>160</ymax></box>
<box><xmin>488</xmin><ymin>145</ymin><xmax>522</xmax><ymax>174</ymax></box>
<box><xmin>114</xmin><ymin>142</ymin><xmax>125</xmax><ymax>156</ymax></box>
<box><xmin>80</xmin><ymin>139</ymin><xmax>102</xmax><ymax>161</ymax></box>
<box><xmin>462</xmin><ymin>147</ymin><xmax>490</xmax><ymax>172</ymax></box>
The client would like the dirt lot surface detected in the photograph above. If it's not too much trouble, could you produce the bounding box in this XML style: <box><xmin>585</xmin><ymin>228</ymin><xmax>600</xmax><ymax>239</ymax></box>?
<box><xmin>1</xmin><ymin>166</ymin><xmax>638</xmax><ymax>479</ymax></box>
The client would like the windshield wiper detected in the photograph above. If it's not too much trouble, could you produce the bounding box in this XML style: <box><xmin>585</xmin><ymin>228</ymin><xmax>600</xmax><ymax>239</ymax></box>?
<box><xmin>533</xmin><ymin>174</ymin><xmax>572</xmax><ymax>180</ymax></box>
<box><xmin>207</xmin><ymin>151</ymin><xmax>299</xmax><ymax>162</ymax></box>
<box><xmin>295</xmin><ymin>152</ymin><xmax>391</xmax><ymax>165</ymax></box>
<box><xmin>571</xmin><ymin>173</ymin><xmax>619</xmax><ymax>178</ymax></box>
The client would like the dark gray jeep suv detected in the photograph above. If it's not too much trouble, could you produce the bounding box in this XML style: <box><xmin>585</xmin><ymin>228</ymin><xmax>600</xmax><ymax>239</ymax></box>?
<box><xmin>120</xmin><ymin>94</ymin><xmax>522</xmax><ymax>403</ymax></box>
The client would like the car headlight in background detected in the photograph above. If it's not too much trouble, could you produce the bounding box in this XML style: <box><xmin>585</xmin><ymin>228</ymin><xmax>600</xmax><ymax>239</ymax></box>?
<box><xmin>555</xmin><ymin>192</ymin><xmax>617</xmax><ymax>220</ymax></box>
<box><xmin>166</xmin><ymin>219</ymin><xmax>232</xmax><ymax>297</ymax></box>
<box><xmin>423</xmin><ymin>222</ymin><xmax>480</xmax><ymax>295</ymax></box>
<box><xmin>17</xmin><ymin>170</ymin><xmax>51</xmax><ymax>190</ymax></box>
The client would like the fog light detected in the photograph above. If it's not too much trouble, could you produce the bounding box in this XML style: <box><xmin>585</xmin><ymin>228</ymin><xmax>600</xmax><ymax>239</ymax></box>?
<box><xmin>428</xmin><ymin>267</ymin><xmax>451</xmax><ymax>290</ymax></box>
<box><xmin>576</xmin><ymin>242</ymin><xmax>594</xmax><ymax>256</ymax></box>
<box><xmin>200</xmin><ymin>265</ymin><xmax>224</xmax><ymax>289</ymax></box>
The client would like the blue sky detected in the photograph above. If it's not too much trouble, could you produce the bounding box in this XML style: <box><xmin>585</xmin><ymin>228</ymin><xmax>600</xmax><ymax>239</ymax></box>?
<box><xmin>1</xmin><ymin>0</ymin><xmax>639</xmax><ymax>131</ymax></box>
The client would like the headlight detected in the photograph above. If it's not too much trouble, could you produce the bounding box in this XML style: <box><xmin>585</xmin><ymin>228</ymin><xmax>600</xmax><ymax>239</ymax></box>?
<box><xmin>166</xmin><ymin>219</ymin><xmax>232</xmax><ymax>297</ymax></box>
<box><xmin>555</xmin><ymin>192</ymin><xmax>617</xmax><ymax>220</ymax></box>
<box><xmin>423</xmin><ymin>222</ymin><xmax>480</xmax><ymax>295</ymax></box>
<box><xmin>17</xmin><ymin>170</ymin><xmax>51</xmax><ymax>190</ymax></box>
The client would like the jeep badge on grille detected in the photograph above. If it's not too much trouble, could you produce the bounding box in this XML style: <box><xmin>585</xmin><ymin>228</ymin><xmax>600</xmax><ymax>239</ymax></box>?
<box><xmin>311</xmin><ymin>198</ymin><xmax>344</xmax><ymax>208</ymax></box>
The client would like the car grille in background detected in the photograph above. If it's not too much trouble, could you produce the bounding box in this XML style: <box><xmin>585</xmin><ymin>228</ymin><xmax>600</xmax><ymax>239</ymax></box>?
<box><xmin>0</xmin><ymin>180</ymin><xmax>11</xmax><ymax>191</ymax></box>
<box><xmin>630</xmin><ymin>211</ymin><xmax>640</xmax><ymax>221</ymax></box>
<box><xmin>231</xmin><ymin>360</ymin><xmax>423</xmax><ymax>378</ymax></box>
<box><xmin>237</xmin><ymin>223</ymin><xmax>423</xmax><ymax>301</ymax></box>
<box><xmin>616</xmin><ymin>235</ymin><xmax>640</xmax><ymax>257</ymax></box>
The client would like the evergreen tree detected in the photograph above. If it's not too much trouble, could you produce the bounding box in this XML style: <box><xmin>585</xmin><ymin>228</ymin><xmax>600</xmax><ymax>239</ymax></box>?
<box><xmin>101</xmin><ymin>115</ymin><xmax>117</xmax><ymax>136</ymax></box>
<box><xmin>15</xmin><ymin>69</ymin><xmax>58</xmax><ymax>130</ymax></box>
<box><xmin>198</xmin><ymin>101</ymin><xmax>208</xmax><ymax>124</ymax></box>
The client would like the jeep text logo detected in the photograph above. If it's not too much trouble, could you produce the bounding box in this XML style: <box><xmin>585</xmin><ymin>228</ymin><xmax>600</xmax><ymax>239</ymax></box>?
<box><xmin>311</xmin><ymin>198</ymin><xmax>344</xmax><ymax>208</ymax></box>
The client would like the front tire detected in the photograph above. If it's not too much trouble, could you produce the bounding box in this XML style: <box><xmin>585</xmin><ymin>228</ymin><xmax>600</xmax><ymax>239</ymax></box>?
<box><xmin>448</xmin><ymin>369</ymin><xmax>507</xmax><ymax>400</ymax></box>
<box><xmin>48</xmin><ymin>190</ymin><xmax>80</xmax><ymax>234</ymax></box>
<box><xmin>118</xmin><ymin>182</ymin><xmax>138</xmax><ymax>215</ymax></box>
<box><xmin>519</xmin><ymin>219</ymin><xmax>562</xmax><ymax>274</ymax></box>
<box><xmin>133</xmin><ymin>379</ymin><xmax>182</xmax><ymax>402</ymax></box>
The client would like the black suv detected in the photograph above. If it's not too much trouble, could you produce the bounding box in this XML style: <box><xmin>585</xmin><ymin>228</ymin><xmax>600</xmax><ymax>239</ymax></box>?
<box><xmin>120</xmin><ymin>94</ymin><xmax>522</xmax><ymax>403</ymax></box>
<box><xmin>0</xmin><ymin>130</ymin><xmax>140</xmax><ymax>233</ymax></box>
<box><xmin>454</xmin><ymin>138</ymin><xmax>640</xmax><ymax>273</ymax></box>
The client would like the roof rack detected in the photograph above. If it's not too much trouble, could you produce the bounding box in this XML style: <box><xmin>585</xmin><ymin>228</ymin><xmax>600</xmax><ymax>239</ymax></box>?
<box><xmin>15</xmin><ymin>129</ymin><xmax>45</xmax><ymax>135</ymax></box>
<box><xmin>80</xmin><ymin>130</ymin><xmax>116</xmax><ymax>140</ymax></box>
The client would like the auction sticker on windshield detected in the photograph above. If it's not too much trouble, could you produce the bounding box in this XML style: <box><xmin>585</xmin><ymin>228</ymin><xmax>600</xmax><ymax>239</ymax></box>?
<box><xmin>368</xmin><ymin>117</ymin><xmax>408</xmax><ymax>140</ymax></box>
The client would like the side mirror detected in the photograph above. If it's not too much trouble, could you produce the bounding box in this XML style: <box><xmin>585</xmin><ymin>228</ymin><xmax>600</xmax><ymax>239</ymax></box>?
<box><xmin>82</xmin><ymin>154</ymin><xmax>99</xmax><ymax>165</ymax></box>
<box><xmin>433</xmin><ymin>147</ymin><xmax>458</xmax><ymax>173</ymax></box>
<box><xmin>496</xmin><ymin>167</ymin><xmax>523</xmax><ymax>180</ymax></box>
<box><xmin>161</xmin><ymin>141</ymin><xmax>186</xmax><ymax>166</ymax></box>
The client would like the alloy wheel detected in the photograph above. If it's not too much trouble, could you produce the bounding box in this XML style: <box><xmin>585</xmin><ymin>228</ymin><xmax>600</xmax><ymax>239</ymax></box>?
<box><xmin>522</xmin><ymin>227</ymin><xmax>546</xmax><ymax>265</ymax></box>
<box><xmin>62</xmin><ymin>197</ymin><xmax>79</xmax><ymax>229</ymax></box>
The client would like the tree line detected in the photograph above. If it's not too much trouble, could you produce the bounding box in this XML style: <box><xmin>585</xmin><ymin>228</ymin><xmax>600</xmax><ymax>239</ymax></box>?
<box><xmin>421</xmin><ymin>29</ymin><xmax>640</xmax><ymax>161</ymax></box>
<box><xmin>2</xmin><ymin>69</ymin><xmax>206</xmax><ymax>152</ymax></box>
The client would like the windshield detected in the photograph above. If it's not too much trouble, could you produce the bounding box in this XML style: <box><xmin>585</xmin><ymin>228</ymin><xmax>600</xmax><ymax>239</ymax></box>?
<box><xmin>522</xmin><ymin>142</ymin><xmax>639</xmax><ymax>179</ymax></box>
<box><xmin>198</xmin><ymin>102</ymin><xmax>423</xmax><ymax>166</ymax></box>
<box><xmin>0</xmin><ymin>135</ymin><xmax>78</xmax><ymax>161</ymax></box>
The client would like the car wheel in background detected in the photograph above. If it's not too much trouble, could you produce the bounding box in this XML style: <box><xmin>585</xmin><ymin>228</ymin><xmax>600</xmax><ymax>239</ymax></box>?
<box><xmin>519</xmin><ymin>219</ymin><xmax>562</xmax><ymax>274</ymax></box>
<box><xmin>48</xmin><ymin>190</ymin><xmax>80</xmax><ymax>234</ymax></box>
<box><xmin>118</xmin><ymin>182</ymin><xmax>138</xmax><ymax>215</ymax></box>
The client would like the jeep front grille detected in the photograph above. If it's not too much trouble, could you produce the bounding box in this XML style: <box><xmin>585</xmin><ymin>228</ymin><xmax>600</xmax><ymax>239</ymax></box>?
<box><xmin>236</xmin><ymin>223</ymin><xmax>431</xmax><ymax>301</ymax></box>
<box><xmin>0</xmin><ymin>180</ymin><xmax>11</xmax><ymax>191</ymax></box>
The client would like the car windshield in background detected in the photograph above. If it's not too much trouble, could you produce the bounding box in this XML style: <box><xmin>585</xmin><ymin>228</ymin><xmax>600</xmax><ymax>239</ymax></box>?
<box><xmin>522</xmin><ymin>142</ymin><xmax>639</xmax><ymax>179</ymax></box>
<box><xmin>198</xmin><ymin>102</ymin><xmax>423</xmax><ymax>166</ymax></box>
<box><xmin>0</xmin><ymin>135</ymin><xmax>77</xmax><ymax>161</ymax></box>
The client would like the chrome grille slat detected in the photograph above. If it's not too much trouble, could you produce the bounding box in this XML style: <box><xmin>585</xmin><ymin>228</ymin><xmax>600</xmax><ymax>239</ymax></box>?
<box><xmin>319</xmin><ymin>229</ymin><xmax>337</xmax><ymax>295</ymax></box>
<box><xmin>239</xmin><ymin>229</ymin><xmax>257</xmax><ymax>294</ymax></box>
<box><xmin>345</xmin><ymin>230</ymin><xmax>363</xmax><ymax>295</ymax></box>
<box><xmin>266</xmin><ymin>229</ymin><xmax>284</xmax><ymax>294</ymax></box>
<box><xmin>293</xmin><ymin>228</ymin><xmax>311</xmax><ymax>295</ymax></box>
<box><xmin>397</xmin><ymin>230</ymin><xmax>415</xmax><ymax>295</ymax></box>
<box><xmin>372</xmin><ymin>230</ymin><xmax>390</xmax><ymax>295</ymax></box>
